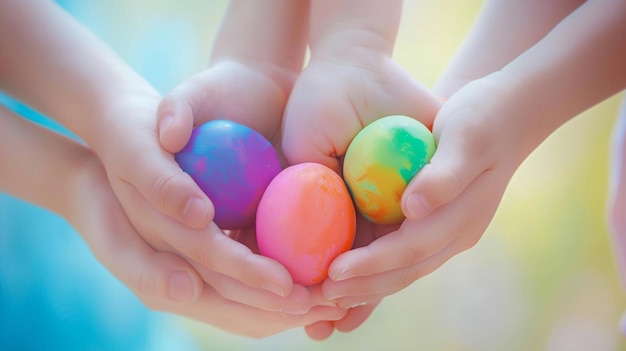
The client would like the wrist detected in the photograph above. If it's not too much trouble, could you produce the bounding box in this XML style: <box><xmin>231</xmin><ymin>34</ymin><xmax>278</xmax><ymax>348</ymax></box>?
<box><xmin>310</xmin><ymin>28</ymin><xmax>395</xmax><ymax>69</ymax></box>
<box><xmin>309</xmin><ymin>0</ymin><xmax>401</xmax><ymax>66</ymax></box>
<box><xmin>79</xmin><ymin>77</ymin><xmax>161</xmax><ymax>158</ymax></box>
<box><xmin>210</xmin><ymin>56</ymin><xmax>300</xmax><ymax>102</ymax></box>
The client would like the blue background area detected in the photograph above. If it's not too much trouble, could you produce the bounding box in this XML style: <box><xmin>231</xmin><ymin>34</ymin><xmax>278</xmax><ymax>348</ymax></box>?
<box><xmin>0</xmin><ymin>1</ymin><xmax>198</xmax><ymax>350</ymax></box>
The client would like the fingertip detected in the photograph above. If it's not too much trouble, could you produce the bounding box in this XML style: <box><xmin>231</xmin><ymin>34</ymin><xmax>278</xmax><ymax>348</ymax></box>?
<box><xmin>167</xmin><ymin>268</ymin><xmax>203</xmax><ymax>303</ymax></box>
<box><xmin>305</xmin><ymin>321</ymin><xmax>335</xmax><ymax>341</ymax></box>
<box><xmin>181</xmin><ymin>194</ymin><xmax>215</xmax><ymax>229</ymax></box>
<box><xmin>334</xmin><ymin>301</ymin><xmax>379</xmax><ymax>333</ymax></box>
<box><xmin>402</xmin><ymin>192</ymin><xmax>431</xmax><ymax>221</ymax></box>
<box><xmin>401</xmin><ymin>158</ymin><xmax>461</xmax><ymax>222</ymax></box>
<box><xmin>158</xmin><ymin>95</ymin><xmax>195</xmax><ymax>153</ymax></box>
<box><xmin>267</xmin><ymin>262</ymin><xmax>295</xmax><ymax>298</ymax></box>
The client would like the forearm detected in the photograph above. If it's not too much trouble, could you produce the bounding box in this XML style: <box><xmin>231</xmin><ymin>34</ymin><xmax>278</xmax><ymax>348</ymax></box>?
<box><xmin>211</xmin><ymin>0</ymin><xmax>310</xmax><ymax>92</ymax></box>
<box><xmin>308</xmin><ymin>0</ymin><xmax>402</xmax><ymax>65</ymax></box>
<box><xmin>0</xmin><ymin>105</ymin><xmax>90</xmax><ymax>218</ymax></box>
<box><xmin>501</xmin><ymin>0</ymin><xmax>626</xmax><ymax>150</ymax></box>
<box><xmin>435</xmin><ymin>0</ymin><xmax>585</xmax><ymax>97</ymax></box>
<box><xmin>0</xmin><ymin>0</ymin><xmax>155</xmax><ymax>150</ymax></box>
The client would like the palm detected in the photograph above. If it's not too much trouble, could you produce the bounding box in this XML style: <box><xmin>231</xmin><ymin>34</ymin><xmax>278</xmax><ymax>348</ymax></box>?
<box><xmin>282</xmin><ymin>59</ymin><xmax>441</xmax><ymax>338</ymax></box>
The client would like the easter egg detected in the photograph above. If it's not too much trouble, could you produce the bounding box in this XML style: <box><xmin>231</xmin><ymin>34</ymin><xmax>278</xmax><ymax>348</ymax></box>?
<box><xmin>343</xmin><ymin>115</ymin><xmax>436</xmax><ymax>225</ymax></box>
<box><xmin>256</xmin><ymin>163</ymin><xmax>356</xmax><ymax>286</ymax></box>
<box><xmin>175</xmin><ymin>120</ymin><xmax>282</xmax><ymax>229</ymax></box>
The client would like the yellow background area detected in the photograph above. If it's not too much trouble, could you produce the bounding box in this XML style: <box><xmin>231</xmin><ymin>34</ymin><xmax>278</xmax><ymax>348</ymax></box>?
<box><xmin>83</xmin><ymin>0</ymin><xmax>626</xmax><ymax>349</ymax></box>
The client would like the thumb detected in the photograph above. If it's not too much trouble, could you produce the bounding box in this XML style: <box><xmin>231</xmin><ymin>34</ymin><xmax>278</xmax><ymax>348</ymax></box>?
<box><xmin>157</xmin><ymin>78</ymin><xmax>205</xmax><ymax>153</ymax></box>
<box><xmin>282</xmin><ymin>78</ymin><xmax>359</xmax><ymax>173</ymax></box>
<box><xmin>401</xmin><ymin>106</ymin><xmax>490</xmax><ymax>220</ymax></box>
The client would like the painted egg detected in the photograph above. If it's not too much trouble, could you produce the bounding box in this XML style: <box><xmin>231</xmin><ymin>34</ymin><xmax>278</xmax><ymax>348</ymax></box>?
<box><xmin>175</xmin><ymin>120</ymin><xmax>282</xmax><ymax>229</ymax></box>
<box><xmin>256</xmin><ymin>163</ymin><xmax>356</xmax><ymax>286</ymax></box>
<box><xmin>343</xmin><ymin>115</ymin><xmax>436</xmax><ymax>225</ymax></box>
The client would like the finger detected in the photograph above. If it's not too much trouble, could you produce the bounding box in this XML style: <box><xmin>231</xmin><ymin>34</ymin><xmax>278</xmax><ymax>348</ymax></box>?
<box><xmin>160</xmin><ymin>62</ymin><xmax>285</xmax><ymax>145</ymax></box>
<box><xmin>114</xmin><ymin>151</ymin><xmax>215</xmax><ymax>230</ymax></box>
<box><xmin>304</xmin><ymin>298</ymin><xmax>381</xmax><ymax>340</ymax></box>
<box><xmin>329</xmin><ymin>166</ymin><xmax>507</xmax><ymax>281</ymax></box>
<box><xmin>74</xmin><ymin>178</ymin><xmax>204</xmax><ymax>305</ymax></box>
<box><xmin>325</xmin><ymin>242</ymin><xmax>465</xmax><ymax>301</ymax></box>
<box><xmin>305</xmin><ymin>321</ymin><xmax>336</xmax><ymax>341</ymax></box>
<box><xmin>333</xmin><ymin>299</ymin><xmax>381</xmax><ymax>333</ymax></box>
<box><xmin>194</xmin><ymin>265</ymin><xmax>314</xmax><ymax>314</ymax></box>
<box><xmin>86</xmin><ymin>221</ymin><xmax>203</xmax><ymax>305</ymax></box>
<box><xmin>157</xmin><ymin>79</ymin><xmax>198</xmax><ymax>153</ymax></box>
<box><xmin>122</xmin><ymin>179</ymin><xmax>296</xmax><ymax>297</ymax></box>
<box><xmin>401</xmin><ymin>102</ymin><xmax>493</xmax><ymax>221</ymax></box>
<box><xmin>155</xmin><ymin>283</ymin><xmax>347</xmax><ymax>339</ymax></box>
<box><xmin>281</xmin><ymin>70</ymin><xmax>361</xmax><ymax>172</ymax></box>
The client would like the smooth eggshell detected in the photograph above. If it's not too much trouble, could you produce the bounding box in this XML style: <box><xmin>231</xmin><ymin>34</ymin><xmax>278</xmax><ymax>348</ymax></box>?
<box><xmin>256</xmin><ymin>163</ymin><xmax>356</xmax><ymax>286</ymax></box>
<box><xmin>343</xmin><ymin>115</ymin><xmax>436</xmax><ymax>225</ymax></box>
<box><xmin>175</xmin><ymin>120</ymin><xmax>282</xmax><ymax>229</ymax></box>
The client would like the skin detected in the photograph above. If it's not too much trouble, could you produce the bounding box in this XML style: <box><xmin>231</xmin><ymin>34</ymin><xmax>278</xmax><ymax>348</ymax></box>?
<box><xmin>309</xmin><ymin>0</ymin><xmax>625</xmax><ymax>338</ymax></box>
<box><xmin>0</xmin><ymin>105</ymin><xmax>347</xmax><ymax>338</ymax></box>
<box><xmin>157</xmin><ymin>0</ymin><xmax>348</xmax><ymax>328</ymax></box>
<box><xmin>280</xmin><ymin>0</ymin><xmax>442</xmax><ymax>339</ymax></box>
<box><xmin>0</xmin><ymin>0</ymin><xmax>345</xmax><ymax>337</ymax></box>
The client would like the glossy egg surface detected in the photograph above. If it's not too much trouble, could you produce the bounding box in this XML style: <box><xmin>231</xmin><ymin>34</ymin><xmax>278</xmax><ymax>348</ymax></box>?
<box><xmin>256</xmin><ymin>163</ymin><xmax>356</xmax><ymax>286</ymax></box>
<box><xmin>175</xmin><ymin>120</ymin><xmax>282</xmax><ymax>229</ymax></box>
<box><xmin>343</xmin><ymin>115</ymin><xmax>436</xmax><ymax>225</ymax></box>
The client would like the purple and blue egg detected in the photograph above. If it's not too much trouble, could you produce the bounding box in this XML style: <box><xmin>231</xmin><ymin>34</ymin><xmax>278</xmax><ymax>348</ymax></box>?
<box><xmin>175</xmin><ymin>120</ymin><xmax>282</xmax><ymax>229</ymax></box>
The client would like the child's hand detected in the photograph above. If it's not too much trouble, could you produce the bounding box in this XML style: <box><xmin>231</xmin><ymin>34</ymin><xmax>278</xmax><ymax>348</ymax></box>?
<box><xmin>280</xmin><ymin>0</ymin><xmax>443</xmax><ymax>338</ymax></box>
<box><xmin>69</xmin><ymin>148</ymin><xmax>347</xmax><ymax>338</ymax></box>
<box><xmin>94</xmin><ymin>87</ymin><xmax>320</xmax><ymax>313</ymax></box>
<box><xmin>319</xmin><ymin>73</ymin><xmax>524</xmax><ymax>310</ymax></box>
<box><xmin>323</xmin><ymin>0</ymin><xmax>626</xmax><ymax>315</ymax></box>
<box><xmin>0</xmin><ymin>104</ymin><xmax>346</xmax><ymax>338</ymax></box>
<box><xmin>155</xmin><ymin>57</ymin><xmax>331</xmax><ymax>313</ymax></box>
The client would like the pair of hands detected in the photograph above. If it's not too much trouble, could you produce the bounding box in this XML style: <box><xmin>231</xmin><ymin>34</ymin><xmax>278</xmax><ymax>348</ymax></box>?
<box><xmin>8</xmin><ymin>0</ymin><xmax>625</xmax><ymax>340</ymax></box>
<box><xmin>87</xmin><ymin>42</ymin><xmax>523</xmax><ymax>339</ymax></box>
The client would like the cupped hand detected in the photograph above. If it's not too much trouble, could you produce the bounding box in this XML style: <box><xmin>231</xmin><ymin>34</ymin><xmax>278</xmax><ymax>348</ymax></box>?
<box><xmin>320</xmin><ymin>72</ymin><xmax>529</xmax><ymax>313</ymax></box>
<box><xmin>66</xmin><ymin>146</ymin><xmax>347</xmax><ymax>338</ymax></box>
<box><xmin>155</xmin><ymin>59</ymin><xmax>336</xmax><ymax>314</ymax></box>
<box><xmin>93</xmin><ymin>78</ymin><xmax>316</xmax><ymax>314</ymax></box>
<box><xmin>281</xmin><ymin>54</ymin><xmax>442</xmax><ymax>339</ymax></box>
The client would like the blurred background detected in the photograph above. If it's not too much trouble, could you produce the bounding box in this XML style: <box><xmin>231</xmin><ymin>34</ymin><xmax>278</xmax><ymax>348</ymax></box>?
<box><xmin>3</xmin><ymin>0</ymin><xmax>625</xmax><ymax>350</ymax></box>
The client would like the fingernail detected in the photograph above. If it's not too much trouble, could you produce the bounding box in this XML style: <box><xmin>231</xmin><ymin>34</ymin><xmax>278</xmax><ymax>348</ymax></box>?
<box><xmin>280</xmin><ymin>305</ymin><xmax>311</xmax><ymax>315</ymax></box>
<box><xmin>324</xmin><ymin>291</ymin><xmax>344</xmax><ymax>301</ymax></box>
<box><xmin>261</xmin><ymin>282</ymin><xmax>287</xmax><ymax>297</ymax></box>
<box><xmin>347</xmin><ymin>301</ymin><xmax>367</xmax><ymax>309</ymax></box>
<box><xmin>406</xmin><ymin>192</ymin><xmax>430</xmax><ymax>220</ymax></box>
<box><xmin>159</xmin><ymin>115</ymin><xmax>174</xmax><ymax>141</ymax></box>
<box><xmin>168</xmin><ymin>271</ymin><xmax>196</xmax><ymax>302</ymax></box>
<box><xmin>317</xmin><ymin>299</ymin><xmax>340</xmax><ymax>308</ymax></box>
<box><xmin>330</xmin><ymin>266</ymin><xmax>352</xmax><ymax>281</ymax></box>
<box><xmin>182</xmin><ymin>196</ymin><xmax>210</xmax><ymax>228</ymax></box>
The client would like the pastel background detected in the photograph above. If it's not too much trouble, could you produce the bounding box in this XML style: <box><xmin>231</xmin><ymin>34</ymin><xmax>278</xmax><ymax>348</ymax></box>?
<box><xmin>1</xmin><ymin>0</ymin><xmax>624</xmax><ymax>350</ymax></box>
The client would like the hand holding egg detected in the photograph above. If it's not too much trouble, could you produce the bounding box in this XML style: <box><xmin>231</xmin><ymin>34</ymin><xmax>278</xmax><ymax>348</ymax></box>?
<box><xmin>176</xmin><ymin>116</ymin><xmax>436</xmax><ymax>287</ymax></box>
<box><xmin>343</xmin><ymin>115</ymin><xmax>436</xmax><ymax>225</ymax></box>
<box><xmin>175</xmin><ymin>120</ymin><xmax>282</xmax><ymax>229</ymax></box>
<box><xmin>256</xmin><ymin>163</ymin><xmax>356</xmax><ymax>286</ymax></box>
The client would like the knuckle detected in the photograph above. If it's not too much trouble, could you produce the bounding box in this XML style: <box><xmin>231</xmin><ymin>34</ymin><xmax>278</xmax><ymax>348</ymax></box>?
<box><xmin>127</xmin><ymin>269</ymin><xmax>160</xmax><ymax>304</ymax></box>
<box><xmin>400</xmin><ymin>265</ymin><xmax>424</xmax><ymax>289</ymax></box>
<box><xmin>459</xmin><ymin>233</ymin><xmax>481</xmax><ymax>252</ymax></box>
<box><xmin>151</xmin><ymin>173</ymin><xmax>181</xmax><ymax>209</ymax></box>
<box><xmin>190</xmin><ymin>243</ymin><xmax>217</xmax><ymax>270</ymax></box>
<box><xmin>436</xmin><ymin>166</ymin><xmax>465</xmax><ymax>202</ymax></box>
<box><xmin>399</xmin><ymin>244</ymin><xmax>425</xmax><ymax>267</ymax></box>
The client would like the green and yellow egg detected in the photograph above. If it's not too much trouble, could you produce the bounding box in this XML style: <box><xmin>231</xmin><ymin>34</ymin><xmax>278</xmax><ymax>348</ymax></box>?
<box><xmin>343</xmin><ymin>115</ymin><xmax>437</xmax><ymax>225</ymax></box>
